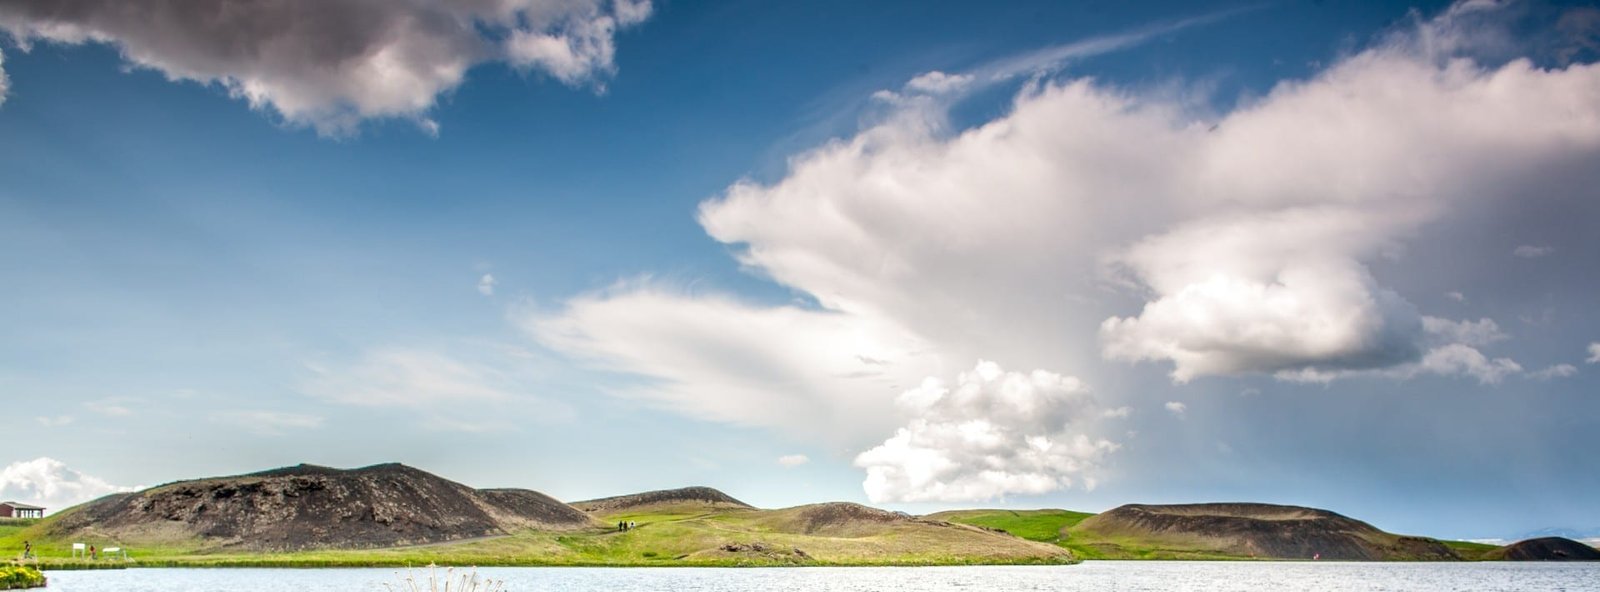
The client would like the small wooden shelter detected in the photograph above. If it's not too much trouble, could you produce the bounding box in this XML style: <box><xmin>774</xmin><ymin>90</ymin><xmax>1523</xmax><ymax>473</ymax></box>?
<box><xmin>0</xmin><ymin>501</ymin><xmax>45</xmax><ymax>518</ymax></box>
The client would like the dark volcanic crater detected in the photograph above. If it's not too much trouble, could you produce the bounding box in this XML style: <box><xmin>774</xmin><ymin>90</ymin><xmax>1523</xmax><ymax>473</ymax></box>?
<box><xmin>47</xmin><ymin>463</ymin><xmax>595</xmax><ymax>551</ymax></box>
<box><xmin>1488</xmin><ymin>537</ymin><xmax>1600</xmax><ymax>561</ymax></box>
<box><xmin>1075</xmin><ymin>503</ymin><xmax>1458</xmax><ymax>561</ymax></box>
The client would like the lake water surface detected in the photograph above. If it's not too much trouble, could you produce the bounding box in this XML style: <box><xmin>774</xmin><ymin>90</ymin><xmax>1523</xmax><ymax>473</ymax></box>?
<box><xmin>44</xmin><ymin>562</ymin><xmax>1600</xmax><ymax>592</ymax></box>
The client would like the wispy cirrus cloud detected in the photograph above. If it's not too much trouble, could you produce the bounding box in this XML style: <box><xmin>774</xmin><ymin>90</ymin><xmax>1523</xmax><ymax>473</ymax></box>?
<box><xmin>210</xmin><ymin>410</ymin><xmax>325</xmax><ymax>436</ymax></box>
<box><xmin>303</xmin><ymin>347</ymin><xmax>515</xmax><ymax>408</ymax></box>
<box><xmin>301</xmin><ymin>345</ymin><xmax>572</xmax><ymax>432</ymax></box>
<box><xmin>1513</xmin><ymin>244</ymin><xmax>1555</xmax><ymax>258</ymax></box>
<box><xmin>1528</xmin><ymin>364</ymin><xmax>1578</xmax><ymax>381</ymax></box>
<box><xmin>34</xmin><ymin>416</ymin><xmax>74</xmax><ymax>428</ymax></box>
<box><xmin>83</xmin><ymin>397</ymin><xmax>137</xmax><ymax>417</ymax></box>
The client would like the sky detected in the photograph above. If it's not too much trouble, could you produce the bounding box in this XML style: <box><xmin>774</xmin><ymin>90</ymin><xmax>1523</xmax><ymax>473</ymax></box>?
<box><xmin>1</xmin><ymin>0</ymin><xmax>1598</xmax><ymax>542</ymax></box>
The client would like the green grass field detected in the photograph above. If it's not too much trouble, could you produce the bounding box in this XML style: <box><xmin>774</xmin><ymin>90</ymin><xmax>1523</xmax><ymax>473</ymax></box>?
<box><xmin>925</xmin><ymin>509</ymin><xmax>1093</xmax><ymax>543</ymax></box>
<box><xmin>1440</xmin><ymin>540</ymin><xmax>1501</xmax><ymax>561</ymax></box>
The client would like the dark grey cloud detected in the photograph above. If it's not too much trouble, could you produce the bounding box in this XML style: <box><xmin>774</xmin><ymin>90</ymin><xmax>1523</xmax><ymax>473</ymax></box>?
<box><xmin>0</xmin><ymin>0</ymin><xmax>652</xmax><ymax>134</ymax></box>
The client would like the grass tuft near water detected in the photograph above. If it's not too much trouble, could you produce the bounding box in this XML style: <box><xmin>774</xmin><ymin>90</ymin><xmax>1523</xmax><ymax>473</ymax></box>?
<box><xmin>0</xmin><ymin>565</ymin><xmax>45</xmax><ymax>590</ymax></box>
<box><xmin>385</xmin><ymin>565</ymin><xmax>503</xmax><ymax>592</ymax></box>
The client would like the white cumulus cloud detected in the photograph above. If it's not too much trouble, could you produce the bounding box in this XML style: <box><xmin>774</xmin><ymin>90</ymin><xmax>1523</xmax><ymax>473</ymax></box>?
<box><xmin>777</xmin><ymin>454</ymin><xmax>810</xmax><ymax>467</ymax></box>
<box><xmin>1421</xmin><ymin>317</ymin><xmax>1509</xmax><ymax>348</ymax></box>
<box><xmin>0</xmin><ymin>0</ymin><xmax>652</xmax><ymax>135</ymax></box>
<box><xmin>854</xmin><ymin>361</ymin><xmax>1118</xmax><ymax>503</ymax></box>
<box><xmin>477</xmin><ymin>273</ymin><xmax>497</xmax><ymax>296</ymax></box>
<box><xmin>0</xmin><ymin>457</ymin><xmax>136</xmax><ymax>512</ymax></box>
<box><xmin>1165</xmin><ymin>401</ymin><xmax>1188</xmax><ymax>417</ymax></box>
<box><xmin>904</xmin><ymin>71</ymin><xmax>974</xmax><ymax>95</ymax></box>
<box><xmin>1413</xmin><ymin>344</ymin><xmax>1523</xmax><ymax>384</ymax></box>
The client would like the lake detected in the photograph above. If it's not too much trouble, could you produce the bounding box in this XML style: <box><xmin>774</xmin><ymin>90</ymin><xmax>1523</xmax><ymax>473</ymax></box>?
<box><xmin>43</xmin><ymin>562</ymin><xmax>1600</xmax><ymax>591</ymax></box>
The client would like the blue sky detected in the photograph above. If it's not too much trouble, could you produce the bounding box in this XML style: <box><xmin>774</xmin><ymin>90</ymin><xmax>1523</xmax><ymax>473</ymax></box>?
<box><xmin>1</xmin><ymin>0</ymin><xmax>1597</xmax><ymax>542</ymax></box>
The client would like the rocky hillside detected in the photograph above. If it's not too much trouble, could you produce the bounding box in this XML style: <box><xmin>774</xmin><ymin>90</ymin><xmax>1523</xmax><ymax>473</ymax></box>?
<box><xmin>572</xmin><ymin>486</ymin><xmax>753</xmax><ymax>515</ymax></box>
<box><xmin>44</xmin><ymin>463</ymin><xmax>596</xmax><ymax>551</ymax></box>
<box><xmin>1070</xmin><ymin>503</ymin><xmax>1458</xmax><ymax>560</ymax></box>
<box><xmin>1484</xmin><ymin>537</ymin><xmax>1600</xmax><ymax>561</ymax></box>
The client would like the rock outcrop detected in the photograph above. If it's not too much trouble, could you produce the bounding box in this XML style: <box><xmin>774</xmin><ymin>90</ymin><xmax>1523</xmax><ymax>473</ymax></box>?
<box><xmin>572</xmin><ymin>486</ymin><xmax>752</xmax><ymax>514</ymax></box>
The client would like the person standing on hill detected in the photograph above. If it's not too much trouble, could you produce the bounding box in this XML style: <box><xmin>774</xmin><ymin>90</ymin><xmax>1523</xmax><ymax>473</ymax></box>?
<box><xmin>21</xmin><ymin>540</ymin><xmax>30</xmax><ymax>559</ymax></box>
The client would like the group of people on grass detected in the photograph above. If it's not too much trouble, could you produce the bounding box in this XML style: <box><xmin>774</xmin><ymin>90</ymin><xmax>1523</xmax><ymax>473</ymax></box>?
<box><xmin>16</xmin><ymin>540</ymin><xmax>116</xmax><ymax>561</ymax></box>
<box><xmin>616</xmin><ymin>520</ymin><xmax>638</xmax><ymax>532</ymax></box>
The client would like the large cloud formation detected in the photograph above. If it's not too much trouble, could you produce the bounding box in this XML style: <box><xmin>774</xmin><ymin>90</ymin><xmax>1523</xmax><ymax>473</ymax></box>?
<box><xmin>856</xmin><ymin>361</ymin><xmax>1118</xmax><ymax>503</ymax></box>
<box><xmin>0</xmin><ymin>457</ymin><xmax>135</xmax><ymax>512</ymax></box>
<box><xmin>0</xmin><ymin>0</ymin><xmax>652</xmax><ymax>134</ymax></box>
<box><xmin>531</xmin><ymin>3</ymin><xmax>1600</xmax><ymax>500</ymax></box>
